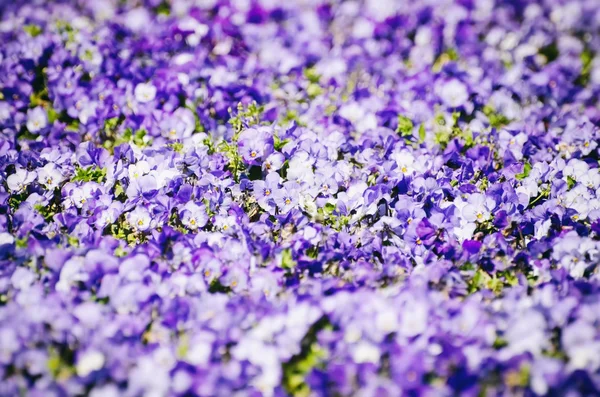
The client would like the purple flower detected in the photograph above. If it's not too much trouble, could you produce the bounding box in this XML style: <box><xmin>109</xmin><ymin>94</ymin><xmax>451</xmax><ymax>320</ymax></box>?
<box><xmin>127</xmin><ymin>207</ymin><xmax>153</xmax><ymax>232</ymax></box>
<box><xmin>253</xmin><ymin>171</ymin><xmax>280</xmax><ymax>212</ymax></box>
<box><xmin>179</xmin><ymin>202</ymin><xmax>208</xmax><ymax>230</ymax></box>
<box><xmin>273</xmin><ymin>181</ymin><xmax>300</xmax><ymax>214</ymax></box>
<box><xmin>237</xmin><ymin>126</ymin><xmax>274</xmax><ymax>165</ymax></box>
<box><xmin>7</xmin><ymin>168</ymin><xmax>36</xmax><ymax>193</ymax></box>
<box><xmin>461</xmin><ymin>193</ymin><xmax>496</xmax><ymax>223</ymax></box>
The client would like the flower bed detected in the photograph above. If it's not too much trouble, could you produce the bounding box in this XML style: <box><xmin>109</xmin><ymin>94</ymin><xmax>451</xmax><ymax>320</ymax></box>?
<box><xmin>1</xmin><ymin>0</ymin><xmax>600</xmax><ymax>395</ymax></box>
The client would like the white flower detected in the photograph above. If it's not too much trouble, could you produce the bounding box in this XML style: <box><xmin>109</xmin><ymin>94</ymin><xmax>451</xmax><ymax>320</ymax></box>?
<box><xmin>128</xmin><ymin>160</ymin><xmax>151</xmax><ymax>180</ymax></box>
<box><xmin>462</xmin><ymin>193</ymin><xmax>495</xmax><ymax>223</ymax></box>
<box><xmin>563</xmin><ymin>159</ymin><xmax>589</xmax><ymax>180</ymax></box>
<box><xmin>503</xmin><ymin>310</ymin><xmax>548</xmax><ymax>358</ymax></box>
<box><xmin>563</xmin><ymin>321</ymin><xmax>600</xmax><ymax>371</ymax></box>
<box><xmin>399</xmin><ymin>301</ymin><xmax>428</xmax><ymax>337</ymax></box>
<box><xmin>7</xmin><ymin>168</ymin><xmax>36</xmax><ymax>192</ymax></box>
<box><xmin>440</xmin><ymin>79</ymin><xmax>469</xmax><ymax>108</ymax></box>
<box><xmin>352</xmin><ymin>341</ymin><xmax>380</xmax><ymax>364</ymax></box>
<box><xmin>184</xmin><ymin>334</ymin><xmax>213</xmax><ymax>366</ymax></box>
<box><xmin>535</xmin><ymin>219</ymin><xmax>552</xmax><ymax>240</ymax></box>
<box><xmin>26</xmin><ymin>106</ymin><xmax>48</xmax><ymax>133</ymax></box>
<box><xmin>37</xmin><ymin>163</ymin><xmax>64</xmax><ymax>190</ymax></box>
<box><xmin>11</xmin><ymin>267</ymin><xmax>35</xmax><ymax>290</ymax></box>
<box><xmin>287</xmin><ymin>152</ymin><xmax>314</xmax><ymax>185</ymax></box>
<box><xmin>127</xmin><ymin>207</ymin><xmax>152</xmax><ymax>232</ymax></box>
<box><xmin>127</xmin><ymin>357</ymin><xmax>170</xmax><ymax>397</ymax></box>
<box><xmin>299</xmin><ymin>194</ymin><xmax>318</xmax><ymax>217</ymax></box>
<box><xmin>391</xmin><ymin>150</ymin><xmax>416</xmax><ymax>175</ymax></box>
<box><xmin>89</xmin><ymin>385</ymin><xmax>119</xmax><ymax>397</ymax></box>
<box><xmin>56</xmin><ymin>257</ymin><xmax>88</xmax><ymax>292</ymax></box>
<box><xmin>72</xmin><ymin>184</ymin><xmax>96</xmax><ymax>208</ymax></box>
<box><xmin>580</xmin><ymin>169</ymin><xmax>600</xmax><ymax>189</ymax></box>
<box><xmin>0</xmin><ymin>233</ymin><xmax>14</xmax><ymax>246</ymax></box>
<box><xmin>76</xmin><ymin>350</ymin><xmax>105</xmax><ymax>377</ymax></box>
<box><xmin>134</xmin><ymin>82</ymin><xmax>157</xmax><ymax>103</ymax></box>
<box><xmin>338</xmin><ymin>102</ymin><xmax>363</xmax><ymax>125</ymax></box>
<box><xmin>152</xmin><ymin>167</ymin><xmax>179</xmax><ymax>189</ymax></box>
<box><xmin>375</xmin><ymin>308</ymin><xmax>398</xmax><ymax>334</ymax></box>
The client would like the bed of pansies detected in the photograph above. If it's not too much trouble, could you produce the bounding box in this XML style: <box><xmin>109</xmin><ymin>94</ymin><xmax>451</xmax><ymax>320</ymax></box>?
<box><xmin>2</xmin><ymin>0</ymin><xmax>600</xmax><ymax>396</ymax></box>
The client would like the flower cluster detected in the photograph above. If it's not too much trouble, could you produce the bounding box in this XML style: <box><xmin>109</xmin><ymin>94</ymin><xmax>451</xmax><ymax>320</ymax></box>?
<box><xmin>2</xmin><ymin>0</ymin><xmax>600</xmax><ymax>395</ymax></box>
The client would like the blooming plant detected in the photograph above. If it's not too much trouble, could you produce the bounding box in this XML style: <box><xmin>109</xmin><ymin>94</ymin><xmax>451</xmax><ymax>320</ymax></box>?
<box><xmin>1</xmin><ymin>0</ymin><xmax>600</xmax><ymax>396</ymax></box>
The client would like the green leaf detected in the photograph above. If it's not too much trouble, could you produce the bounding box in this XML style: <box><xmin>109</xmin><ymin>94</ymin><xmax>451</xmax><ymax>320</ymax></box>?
<box><xmin>280</xmin><ymin>249</ymin><xmax>296</xmax><ymax>270</ymax></box>
<box><xmin>396</xmin><ymin>115</ymin><xmax>414</xmax><ymax>136</ymax></box>
<box><xmin>576</xmin><ymin>47</ymin><xmax>594</xmax><ymax>86</ymax></box>
<box><xmin>483</xmin><ymin>105</ymin><xmax>511</xmax><ymax>128</ymax></box>
<box><xmin>515</xmin><ymin>162</ymin><xmax>531</xmax><ymax>180</ymax></box>
<box><xmin>114</xmin><ymin>246</ymin><xmax>128</xmax><ymax>257</ymax></box>
<box><xmin>306</xmin><ymin>83</ymin><xmax>322</xmax><ymax>99</ymax></box>
<box><xmin>229</xmin><ymin>101</ymin><xmax>265</xmax><ymax>133</ymax></box>
<box><xmin>539</xmin><ymin>41</ymin><xmax>559</xmax><ymax>63</ymax></box>
<box><xmin>493</xmin><ymin>337</ymin><xmax>508</xmax><ymax>349</ymax></box>
<box><xmin>23</xmin><ymin>24</ymin><xmax>42</xmax><ymax>37</ymax></box>
<box><xmin>283</xmin><ymin>317</ymin><xmax>330</xmax><ymax>397</ymax></box>
<box><xmin>169</xmin><ymin>142</ymin><xmax>185</xmax><ymax>153</ymax></box>
<box><xmin>567</xmin><ymin>175</ymin><xmax>577</xmax><ymax>189</ymax></box>
<box><xmin>34</xmin><ymin>203</ymin><xmax>58</xmax><ymax>222</ymax></box>
<box><xmin>433</xmin><ymin>48</ymin><xmax>459</xmax><ymax>72</ymax></box>
<box><xmin>47</xmin><ymin>347</ymin><xmax>74</xmax><ymax>380</ymax></box>
<box><xmin>47</xmin><ymin>107</ymin><xmax>59</xmax><ymax>124</ymax></box>
<box><xmin>16</xmin><ymin>237</ymin><xmax>28</xmax><ymax>249</ymax></box>
<box><xmin>461</xmin><ymin>127</ymin><xmax>473</xmax><ymax>147</ymax></box>
<box><xmin>274</xmin><ymin>135</ymin><xmax>290</xmax><ymax>151</ymax></box>
<box><xmin>303</xmin><ymin>67</ymin><xmax>321</xmax><ymax>84</ymax></box>
<box><xmin>114</xmin><ymin>182</ymin><xmax>125</xmax><ymax>200</ymax></box>
<box><xmin>434</xmin><ymin>130</ymin><xmax>452</xmax><ymax>148</ymax></box>
<box><xmin>133</xmin><ymin>129</ymin><xmax>148</xmax><ymax>146</ymax></box>
<box><xmin>155</xmin><ymin>1</ymin><xmax>170</xmax><ymax>15</ymax></box>
<box><xmin>72</xmin><ymin>166</ymin><xmax>106</xmax><ymax>183</ymax></box>
<box><xmin>323</xmin><ymin>203</ymin><xmax>336</xmax><ymax>215</ymax></box>
<box><xmin>104</xmin><ymin>116</ymin><xmax>121</xmax><ymax>132</ymax></box>
<box><xmin>418</xmin><ymin>124</ymin><xmax>426</xmax><ymax>143</ymax></box>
